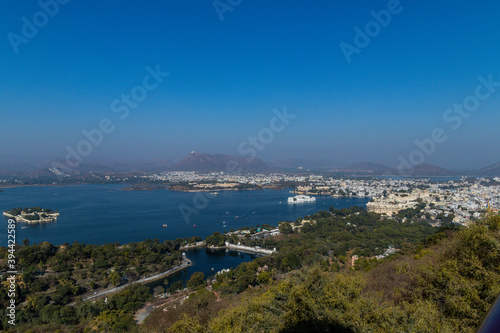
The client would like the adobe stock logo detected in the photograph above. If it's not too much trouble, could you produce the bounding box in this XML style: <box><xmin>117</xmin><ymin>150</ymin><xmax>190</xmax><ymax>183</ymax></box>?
<box><xmin>213</xmin><ymin>0</ymin><xmax>243</xmax><ymax>21</ymax></box>
<box><xmin>397</xmin><ymin>74</ymin><xmax>499</xmax><ymax>175</ymax></box>
<box><xmin>339</xmin><ymin>0</ymin><xmax>411</xmax><ymax>64</ymax></box>
<box><xmin>7</xmin><ymin>0</ymin><xmax>70</xmax><ymax>54</ymax></box>
<box><xmin>236</xmin><ymin>107</ymin><xmax>296</xmax><ymax>159</ymax></box>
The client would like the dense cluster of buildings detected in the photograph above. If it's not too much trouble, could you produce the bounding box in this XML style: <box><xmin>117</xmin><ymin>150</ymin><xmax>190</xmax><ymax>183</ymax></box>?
<box><xmin>144</xmin><ymin>171</ymin><xmax>307</xmax><ymax>185</ymax></box>
<box><xmin>146</xmin><ymin>172</ymin><xmax>499</xmax><ymax>226</ymax></box>
<box><xmin>362</xmin><ymin>179</ymin><xmax>499</xmax><ymax>225</ymax></box>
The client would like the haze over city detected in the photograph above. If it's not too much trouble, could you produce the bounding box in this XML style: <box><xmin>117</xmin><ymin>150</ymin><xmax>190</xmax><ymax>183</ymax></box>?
<box><xmin>2</xmin><ymin>0</ymin><xmax>500</xmax><ymax>169</ymax></box>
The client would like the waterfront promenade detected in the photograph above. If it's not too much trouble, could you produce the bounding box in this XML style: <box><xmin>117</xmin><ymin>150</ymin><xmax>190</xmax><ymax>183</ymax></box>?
<box><xmin>226</xmin><ymin>243</ymin><xmax>276</xmax><ymax>255</ymax></box>
<box><xmin>181</xmin><ymin>241</ymin><xmax>276</xmax><ymax>255</ymax></box>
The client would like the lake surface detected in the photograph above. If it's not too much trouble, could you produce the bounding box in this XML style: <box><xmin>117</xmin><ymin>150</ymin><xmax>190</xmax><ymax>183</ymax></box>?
<box><xmin>0</xmin><ymin>184</ymin><xmax>370</xmax><ymax>246</ymax></box>
<box><xmin>146</xmin><ymin>248</ymin><xmax>260</xmax><ymax>290</ymax></box>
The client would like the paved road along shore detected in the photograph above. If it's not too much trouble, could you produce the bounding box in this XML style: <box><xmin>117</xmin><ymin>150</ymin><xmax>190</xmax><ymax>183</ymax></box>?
<box><xmin>82</xmin><ymin>258</ymin><xmax>192</xmax><ymax>302</ymax></box>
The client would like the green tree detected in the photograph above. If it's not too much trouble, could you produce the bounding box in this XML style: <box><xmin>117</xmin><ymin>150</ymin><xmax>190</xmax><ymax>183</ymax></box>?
<box><xmin>279</xmin><ymin>222</ymin><xmax>293</xmax><ymax>234</ymax></box>
<box><xmin>257</xmin><ymin>271</ymin><xmax>272</xmax><ymax>285</ymax></box>
<box><xmin>58</xmin><ymin>305</ymin><xmax>79</xmax><ymax>325</ymax></box>
<box><xmin>154</xmin><ymin>286</ymin><xmax>165</xmax><ymax>296</ymax></box>
<box><xmin>206</xmin><ymin>232</ymin><xmax>225</xmax><ymax>247</ymax></box>
<box><xmin>187</xmin><ymin>272</ymin><xmax>206</xmax><ymax>290</ymax></box>
<box><xmin>39</xmin><ymin>304</ymin><xmax>60</xmax><ymax>324</ymax></box>
<box><xmin>109</xmin><ymin>270</ymin><xmax>120</xmax><ymax>286</ymax></box>
<box><xmin>169</xmin><ymin>313</ymin><xmax>205</xmax><ymax>333</ymax></box>
<box><xmin>169</xmin><ymin>280</ymin><xmax>184</xmax><ymax>293</ymax></box>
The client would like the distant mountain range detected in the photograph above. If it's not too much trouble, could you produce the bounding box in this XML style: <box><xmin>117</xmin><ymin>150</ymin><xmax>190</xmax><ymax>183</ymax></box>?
<box><xmin>272</xmin><ymin>158</ymin><xmax>344</xmax><ymax>170</ymax></box>
<box><xmin>0</xmin><ymin>156</ymin><xmax>52</xmax><ymax>176</ymax></box>
<box><xmin>477</xmin><ymin>162</ymin><xmax>500</xmax><ymax>176</ymax></box>
<box><xmin>340</xmin><ymin>162</ymin><xmax>396</xmax><ymax>175</ymax></box>
<box><xmin>170</xmin><ymin>152</ymin><xmax>273</xmax><ymax>173</ymax></box>
<box><xmin>335</xmin><ymin>162</ymin><xmax>458</xmax><ymax>176</ymax></box>
<box><xmin>410</xmin><ymin>163</ymin><xmax>455</xmax><ymax>176</ymax></box>
<box><xmin>1</xmin><ymin>153</ymin><xmax>500</xmax><ymax>177</ymax></box>
<box><xmin>0</xmin><ymin>156</ymin><xmax>174</xmax><ymax>177</ymax></box>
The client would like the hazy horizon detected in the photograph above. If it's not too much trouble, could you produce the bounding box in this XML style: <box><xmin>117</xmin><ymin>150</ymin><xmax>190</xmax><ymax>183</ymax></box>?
<box><xmin>2</xmin><ymin>1</ymin><xmax>500</xmax><ymax>170</ymax></box>
<box><xmin>1</xmin><ymin>151</ymin><xmax>498</xmax><ymax>171</ymax></box>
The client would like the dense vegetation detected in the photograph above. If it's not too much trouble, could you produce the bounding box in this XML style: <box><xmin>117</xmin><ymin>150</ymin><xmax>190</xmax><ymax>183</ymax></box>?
<box><xmin>5</xmin><ymin>207</ymin><xmax>54</xmax><ymax>216</ymax></box>
<box><xmin>1</xmin><ymin>209</ymin><xmax>498</xmax><ymax>332</ymax></box>
<box><xmin>146</xmin><ymin>213</ymin><xmax>500</xmax><ymax>333</ymax></box>
<box><xmin>202</xmin><ymin>207</ymin><xmax>437</xmax><ymax>296</ymax></box>
<box><xmin>2</xmin><ymin>282</ymin><xmax>151</xmax><ymax>332</ymax></box>
<box><xmin>231</xmin><ymin>206</ymin><xmax>436</xmax><ymax>256</ymax></box>
<box><xmin>0</xmin><ymin>238</ymin><xmax>192</xmax><ymax>331</ymax></box>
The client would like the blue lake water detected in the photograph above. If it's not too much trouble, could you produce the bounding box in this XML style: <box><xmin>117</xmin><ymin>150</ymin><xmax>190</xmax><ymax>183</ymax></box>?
<box><xmin>146</xmin><ymin>248</ymin><xmax>260</xmax><ymax>290</ymax></box>
<box><xmin>0</xmin><ymin>184</ymin><xmax>370</xmax><ymax>246</ymax></box>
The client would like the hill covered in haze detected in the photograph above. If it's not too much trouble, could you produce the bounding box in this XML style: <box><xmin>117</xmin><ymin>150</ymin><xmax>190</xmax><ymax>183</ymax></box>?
<box><xmin>408</xmin><ymin>163</ymin><xmax>455</xmax><ymax>176</ymax></box>
<box><xmin>475</xmin><ymin>162</ymin><xmax>500</xmax><ymax>176</ymax></box>
<box><xmin>2</xmin><ymin>154</ymin><xmax>500</xmax><ymax>177</ymax></box>
<box><xmin>272</xmin><ymin>158</ymin><xmax>344</xmax><ymax>170</ymax></box>
<box><xmin>170</xmin><ymin>151</ymin><xmax>274</xmax><ymax>173</ymax></box>
<box><xmin>331</xmin><ymin>162</ymin><xmax>456</xmax><ymax>177</ymax></box>
<box><xmin>341</xmin><ymin>161</ymin><xmax>396</xmax><ymax>175</ymax></box>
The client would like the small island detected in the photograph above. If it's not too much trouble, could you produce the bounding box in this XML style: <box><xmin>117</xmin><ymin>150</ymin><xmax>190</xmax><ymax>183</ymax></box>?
<box><xmin>3</xmin><ymin>207</ymin><xmax>59</xmax><ymax>223</ymax></box>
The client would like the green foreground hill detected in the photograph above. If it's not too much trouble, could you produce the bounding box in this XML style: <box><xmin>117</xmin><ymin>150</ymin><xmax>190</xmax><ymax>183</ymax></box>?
<box><xmin>145</xmin><ymin>214</ymin><xmax>500</xmax><ymax>333</ymax></box>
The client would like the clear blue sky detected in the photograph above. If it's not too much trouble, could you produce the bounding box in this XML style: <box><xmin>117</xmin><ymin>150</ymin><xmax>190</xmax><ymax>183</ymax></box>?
<box><xmin>1</xmin><ymin>0</ymin><xmax>499</xmax><ymax>169</ymax></box>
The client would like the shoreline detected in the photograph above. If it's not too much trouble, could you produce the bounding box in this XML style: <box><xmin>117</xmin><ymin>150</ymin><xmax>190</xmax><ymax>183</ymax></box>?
<box><xmin>0</xmin><ymin>183</ymin><xmax>83</xmax><ymax>189</ymax></box>
<box><xmin>3</xmin><ymin>211</ymin><xmax>60</xmax><ymax>223</ymax></box>
<box><xmin>225</xmin><ymin>243</ymin><xmax>275</xmax><ymax>255</ymax></box>
<box><xmin>180</xmin><ymin>241</ymin><xmax>206</xmax><ymax>250</ymax></box>
<box><xmin>182</xmin><ymin>242</ymin><xmax>275</xmax><ymax>256</ymax></box>
<box><xmin>169</xmin><ymin>187</ymin><xmax>260</xmax><ymax>192</ymax></box>
<box><xmin>121</xmin><ymin>186</ymin><xmax>168</xmax><ymax>191</ymax></box>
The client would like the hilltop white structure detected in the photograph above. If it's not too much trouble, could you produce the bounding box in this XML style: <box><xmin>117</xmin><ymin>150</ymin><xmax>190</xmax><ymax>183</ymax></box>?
<box><xmin>288</xmin><ymin>195</ymin><xmax>316</xmax><ymax>204</ymax></box>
